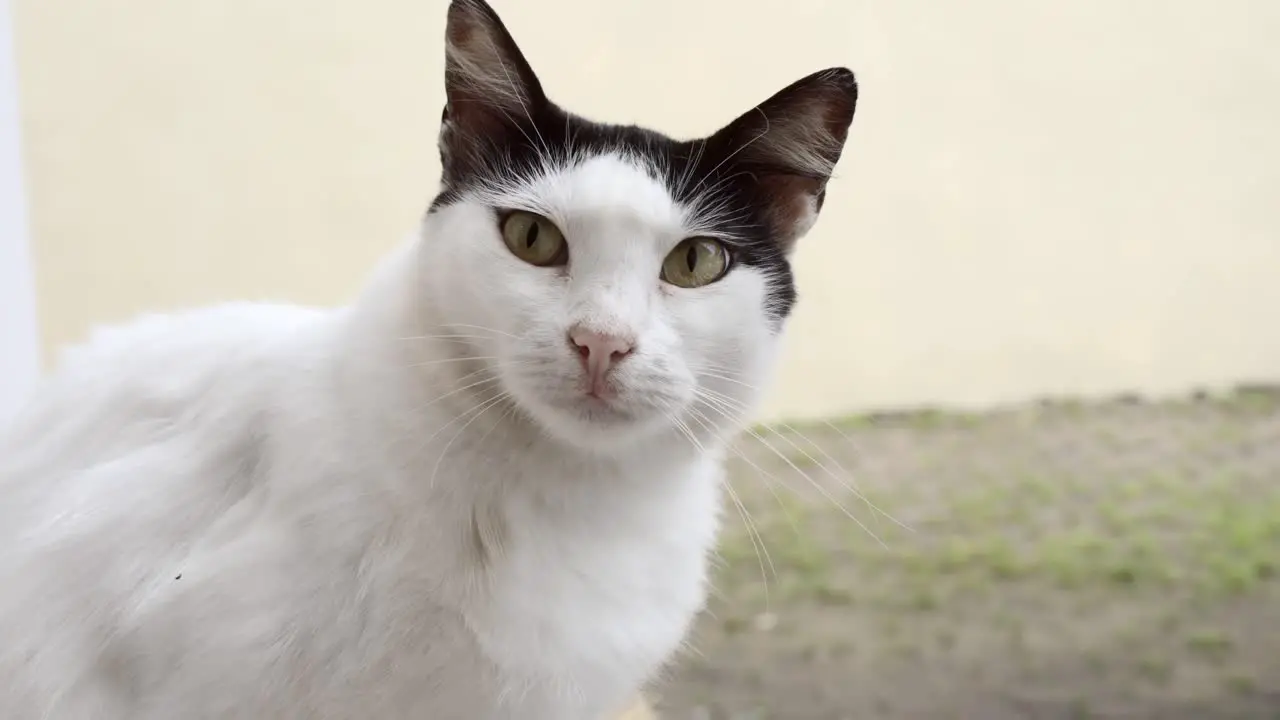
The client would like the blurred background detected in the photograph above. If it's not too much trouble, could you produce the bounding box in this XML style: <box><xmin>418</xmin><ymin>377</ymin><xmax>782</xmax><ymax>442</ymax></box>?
<box><xmin>4</xmin><ymin>0</ymin><xmax>1278</xmax><ymax>717</ymax></box>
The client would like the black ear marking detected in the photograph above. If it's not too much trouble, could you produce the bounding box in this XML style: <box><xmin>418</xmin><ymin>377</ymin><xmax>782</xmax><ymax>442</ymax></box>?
<box><xmin>437</xmin><ymin>0</ymin><xmax>550</xmax><ymax>186</ymax></box>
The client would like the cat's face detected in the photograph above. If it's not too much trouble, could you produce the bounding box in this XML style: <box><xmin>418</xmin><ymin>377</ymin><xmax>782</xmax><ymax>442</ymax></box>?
<box><xmin>420</xmin><ymin>0</ymin><xmax>856</xmax><ymax>452</ymax></box>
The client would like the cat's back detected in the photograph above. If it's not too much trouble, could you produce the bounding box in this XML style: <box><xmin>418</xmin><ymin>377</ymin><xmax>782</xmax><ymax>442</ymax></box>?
<box><xmin>0</xmin><ymin>301</ymin><xmax>328</xmax><ymax>490</ymax></box>
<box><xmin>0</xmin><ymin>301</ymin><xmax>333</xmax><ymax>716</ymax></box>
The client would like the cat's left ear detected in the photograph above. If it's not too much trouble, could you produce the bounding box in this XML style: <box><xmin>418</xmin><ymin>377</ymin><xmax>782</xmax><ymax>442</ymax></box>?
<box><xmin>438</xmin><ymin>0</ymin><xmax>547</xmax><ymax>182</ymax></box>
<box><xmin>709</xmin><ymin>68</ymin><xmax>858</xmax><ymax>252</ymax></box>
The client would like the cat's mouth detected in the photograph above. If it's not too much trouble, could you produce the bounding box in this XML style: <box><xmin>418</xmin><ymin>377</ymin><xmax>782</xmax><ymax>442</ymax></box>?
<box><xmin>577</xmin><ymin>375</ymin><xmax>620</xmax><ymax>402</ymax></box>
<box><xmin>552</xmin><ymin>390</ymin><xmax>634</xmax><ymax>421</ymax></box>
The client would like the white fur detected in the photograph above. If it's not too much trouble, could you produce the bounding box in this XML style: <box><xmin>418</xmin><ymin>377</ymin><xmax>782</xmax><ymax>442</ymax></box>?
<box><xmin>0</xmin><ymin>153</ymin><xmax>784</xmax><ymax>719</ymax></box>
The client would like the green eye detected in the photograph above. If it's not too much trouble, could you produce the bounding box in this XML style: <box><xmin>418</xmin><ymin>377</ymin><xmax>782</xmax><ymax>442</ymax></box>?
<box><xmin>661</xmin><ymin>237</ymin><xmax>730</xmax><ymax>288</ymax></box>
<box><xmin>501</xmin><ymin>211</ymin><xmax>567</xmax><ymax>267</ymax></box>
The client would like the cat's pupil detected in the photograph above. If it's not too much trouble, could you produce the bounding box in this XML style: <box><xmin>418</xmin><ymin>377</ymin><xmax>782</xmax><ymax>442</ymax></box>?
<box><xmin>685</xmin><ymin>244</ymin><xmax>698</xmax><ymax>272</ymax></box>
<box><xmin>524</xmin><ymin>222</ymin><xmax>540</xmax><ymax>249</ymax></box>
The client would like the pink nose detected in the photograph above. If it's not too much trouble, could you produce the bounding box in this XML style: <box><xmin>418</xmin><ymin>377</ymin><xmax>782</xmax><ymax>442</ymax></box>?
<box><xmin>568</xmin><ymin>327</ymin><xmax>634</xmax><ymax>395</ymax></box>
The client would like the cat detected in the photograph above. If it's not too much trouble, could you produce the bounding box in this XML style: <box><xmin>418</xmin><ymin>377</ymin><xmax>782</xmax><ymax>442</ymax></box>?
<box><xmin>0</xmin><ymin>0</ymin><xmax>856</xmax><ymax>717</ymax></box>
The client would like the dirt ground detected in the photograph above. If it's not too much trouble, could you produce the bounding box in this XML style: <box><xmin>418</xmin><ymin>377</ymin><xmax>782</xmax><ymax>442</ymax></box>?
<box><xmin>653</xmin><ymin>387</ymin><xmax>1280</xmax><ymax>720</ymax></box>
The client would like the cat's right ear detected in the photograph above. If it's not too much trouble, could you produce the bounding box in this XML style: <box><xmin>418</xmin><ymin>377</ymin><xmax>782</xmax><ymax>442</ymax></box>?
<box><xmin>438</xmin><ymin>0</ymin><xmax>546</xmax><ymax>183</ymax></box>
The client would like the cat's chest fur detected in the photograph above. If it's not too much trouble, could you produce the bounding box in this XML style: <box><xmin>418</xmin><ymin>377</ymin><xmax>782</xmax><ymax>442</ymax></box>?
<box><xmin>356</xmin><ymin>428</ymin><xmax>724</xmax><ymax>717</ymax></box>
<box><xmin>457</xmin><ymin>453</ymin><xmax>721</xmax><ymax>701</ymax></box>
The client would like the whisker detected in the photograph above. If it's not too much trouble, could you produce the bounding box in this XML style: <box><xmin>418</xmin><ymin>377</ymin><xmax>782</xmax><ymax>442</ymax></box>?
<box><xmin>695</xmin><ymin>389</ymin><xmax>889</xmax><ymax>549</ymax></box>
<box><xmin>688</xmin><ymin>403</ymin><xmax>804</xmax><ymax>544</ymax></box>
<box><xmin>698</xmin><ymin>383</ymin><xmax>912</xmax><ymax>534</ymax></box>
<box><xmin>411</xmin><ymin>374</ymin><xmax>504</xmax><ymax>414</ymax></box>
<box><xmin>691</xmin><ymin>360</ymin><xmax>754</xmax><ymax>375</ymax></box>
<box><xmin>399</xmin><ymin>385</ymin><xmax>506</xmax><ymax>465</ymax></box>
<box><xmin>675</xmin><ymin>137</ymin><xmax>708</xmax><ymax>199</ymax></box>
<box><xmin>439</xmin><ymin>323</ymin><xmax>520</xmax><ymax>339</ymax></box>
<box><xmin>669</xmin><ymin>414</ymin><xmax>706</xmax><ymax>455</ymax></box>
<box><xmin>399</xmin><ymin>334</ymin><xmax>506</xmax><ymax>342</ymax></box>
<box><xmin>693</xmin><ymin>369</ymin><xmax>760</xmax><ymax>393</ymax></box>
<box><xmin>405</xmin><ymin>356</ymin><xmax>505</xmax><ymax>369</ymax></box>
<box><xmin>471</xmin><ymin>394</ymin><xmax>520</xmax><ymax>466</ymax></box>
<box><xmin>429</xmin><ymin>391</ymin><xmax>513</xmax><ymax>489</ymax></box>
<box><xmin>785</xmin><ymin>421</ymin><xmax>914</xmax><ymax>534</ymax></box>
<box><xmin>721</xmin><ymin>478</ymin><xmax>774</xmax><ymax>609</ymax></box>
<box><xmin>677</xmin><ymin>409</ymin><xmax>775</xmax><ymax>606</ymax></box>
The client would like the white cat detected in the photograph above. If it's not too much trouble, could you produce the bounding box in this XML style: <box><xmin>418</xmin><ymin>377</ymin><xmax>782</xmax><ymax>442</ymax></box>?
<box><xmin>0</xmin><ymin>0</ymin><xmax>856</xmax><ymax>717</ymax></box>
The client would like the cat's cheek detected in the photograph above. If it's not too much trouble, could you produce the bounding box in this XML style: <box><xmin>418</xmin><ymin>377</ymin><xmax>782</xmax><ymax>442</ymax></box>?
<box><xmin>469</xmin><ymin>260</ymin><xmax>566</xmax><ymax>338</ymax></box>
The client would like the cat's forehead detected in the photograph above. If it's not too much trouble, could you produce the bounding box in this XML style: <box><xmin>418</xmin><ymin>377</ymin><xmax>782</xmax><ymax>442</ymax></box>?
<box><xmin>501</xmin><ymin>153</ymin><xmax>690</xmax><ymax>236</ymax></box>
<box><xmin>435</xmin><ymin>110</ymin><xmax>736</xmax><ymax>238</ymax></box>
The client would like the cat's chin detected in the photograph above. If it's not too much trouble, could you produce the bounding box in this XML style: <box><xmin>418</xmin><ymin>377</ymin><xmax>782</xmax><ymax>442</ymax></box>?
<box><xmin>516</xmin><ymin>391</ymin><xmax>683</xmax><ymax>455</ymax></box>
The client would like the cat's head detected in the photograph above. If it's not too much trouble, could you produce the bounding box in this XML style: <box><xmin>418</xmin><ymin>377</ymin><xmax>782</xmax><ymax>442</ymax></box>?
<box><xmin>419</xmin><ymin>0</ymin><xmax>856</xmax><ymax>453</ymax></box>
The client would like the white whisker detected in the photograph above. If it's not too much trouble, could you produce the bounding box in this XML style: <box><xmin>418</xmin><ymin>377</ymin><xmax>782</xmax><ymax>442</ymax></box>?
<box><xmin>698</xmin><ymin>386</ymin><xmax>909</xmax><ymax>532</ymax></box>
<box><xmin>440</xmin><ymin>323</ymin><xmax>520</xmax><ymax>339</ymax></box>
<box><xmin>406</xmin><ymin>356</ymin><xmax>504</xmax><ymax>369</ymax></box>
<box><xmin>785</xmin><ymin>421</ymin><xmax>914</xmax><ymax>534</ymax></box>
<box><xmin>687</xmin><ymin>403</ymin><xmax>804</xmax><ymax>544</ymax></box>
<box><xmin>411</xmin><ymin>374</ymin><xmax>504</xmax><ymax>414</ymax></box>
<box><xmin>429</xmin><ymin>391</ymin><xmax>513</xmax><ymax>489</ymax></box>
<box><xmin>399</xmin><ymin>334</ymin><xmax>505</xmax><ymax>342</ymax></box>
<box><xmin>695</xmin><ymin>389</ymin><xmax>890</xmax><ymax>549</ymax></box>
<box><xmin>677</xmin><ymin>409</ymin><xmax>775</xmax><ymax>606</ymax></box>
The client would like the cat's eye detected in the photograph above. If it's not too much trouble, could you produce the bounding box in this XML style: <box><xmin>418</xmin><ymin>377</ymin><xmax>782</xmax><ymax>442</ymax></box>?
<box><xmin>501</xmin><ymin>211</ymin><xmax>568</xmax><ymax>267</ymax></box>
<box><xmin>661</xmin><ymin>238</ymin><xmax>730</xmax><ymax>288</ymax></box>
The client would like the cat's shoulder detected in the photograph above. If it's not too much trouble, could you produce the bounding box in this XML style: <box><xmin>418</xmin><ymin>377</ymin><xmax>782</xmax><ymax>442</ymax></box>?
<box><xmin>3</xmin><ymin>302</ymin><xmax>332</xmax><ymax>456</ymax></box>
<box><xmin>55</xmin><ymin>301</ymin><xmax>330</xmax><ymax>370</ymax></box>
<box><xmin>47</xmin><ymin>302</ymin><xmax>328</xmax><ymax>390</ymax></box>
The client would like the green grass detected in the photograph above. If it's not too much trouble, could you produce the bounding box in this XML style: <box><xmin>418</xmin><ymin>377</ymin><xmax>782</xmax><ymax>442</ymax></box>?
<box><xmin>1185</xmin><ymin>630</ymin><xmax>1233</xmax><ymax>661</ymax></box>
<box><xmin>717</xmin><ymin>443</ymin><xmax>1280</xmax><ymax>604</ymax></box>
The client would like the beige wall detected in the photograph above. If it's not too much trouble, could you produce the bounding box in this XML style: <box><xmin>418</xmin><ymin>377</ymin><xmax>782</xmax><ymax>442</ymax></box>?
<box><xmin>15</xmin><ymin>0</ymin><xmax>1280</xmax><ymax>420</ymax></box>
